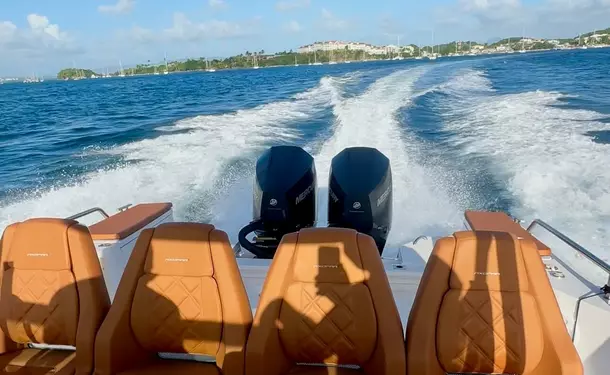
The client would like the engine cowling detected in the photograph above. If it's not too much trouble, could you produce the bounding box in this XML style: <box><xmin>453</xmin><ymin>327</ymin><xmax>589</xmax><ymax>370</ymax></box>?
<box><xmin>328</xmin><ymin>147</ymin><xmax>392</xmax><ymax>253</ymax></box>
<box><xmin>239</xmin><ymin>146</ymin><xmax>316</xmax><ymax>258</ymax></box>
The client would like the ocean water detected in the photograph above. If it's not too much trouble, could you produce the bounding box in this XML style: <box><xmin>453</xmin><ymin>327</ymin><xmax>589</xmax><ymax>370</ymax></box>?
<box><xmin>2</xmin><ymin>50</ymin><xmax>610</xmax><ymax>262</ymax></box>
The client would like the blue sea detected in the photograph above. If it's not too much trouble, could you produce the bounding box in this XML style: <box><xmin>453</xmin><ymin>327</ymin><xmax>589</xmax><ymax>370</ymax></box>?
<box><xmin>2</xmin><ymin>50</ymin><xmax>610</xmax><ymax>260</ymax></box>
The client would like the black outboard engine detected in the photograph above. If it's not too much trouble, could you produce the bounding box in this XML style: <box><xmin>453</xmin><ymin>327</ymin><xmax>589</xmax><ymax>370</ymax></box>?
<box><xmin>239</xmin><ymin>146</ymin><xmax>316</xmax><ymax>258</ymax></box>
<box><xmin>328</xmin><ymin>147</ymin><xmax>392</xmax><ymax>254</ymax></box>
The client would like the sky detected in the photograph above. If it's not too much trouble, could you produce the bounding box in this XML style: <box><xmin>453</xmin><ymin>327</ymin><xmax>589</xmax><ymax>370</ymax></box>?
<box><xmin>1</xmin><ymin>0</ymin><xmax>610</xmax><ymax>76</ymax></box>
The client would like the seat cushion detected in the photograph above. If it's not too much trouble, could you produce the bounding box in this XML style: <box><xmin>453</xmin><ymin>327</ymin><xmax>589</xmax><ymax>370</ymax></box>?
<box><xmin>464</xmin><ymin>211</ymin><xmax>551</xmax><ymax>256</ymax></box>
<box><xmin>437</xmin><ymin>290</ymin><xmax>544</xmax><ymax>374</ymax></box>
<box><xmin>117</xmin><ymin>359</ymin><xmax>220</xmax><ymax>375</ymax></box>
<box><xmin>280</xmin><ymin>282</ymin><xmax>377</xmax><ymax>364</ymax></box>
<box><xmin>130</xmin><ymin>224</ymin><xmax>223</xmax><ymax>356</ymax></box>
<box><xmin>0</xmin><ymin>348</ymin><xmax>75</xmax><ymax>375</ymax></box>
<box><xmin>89</xmin><ymin>203</ymin><xmax>172</xmax><ymax>240</ymax></box>
<box><xmin>287</xmin><ymin>365</ymin><xmax>363</xmax><ymax>375</ymax></box>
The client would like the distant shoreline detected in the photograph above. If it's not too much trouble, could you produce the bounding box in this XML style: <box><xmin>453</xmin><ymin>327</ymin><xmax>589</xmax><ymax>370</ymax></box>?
<box><xmin>1</xmin><ymin>42</ymin><xmax>608</xmax><ymax>82</ymax></box>
<box><xmin>55</xmin><ymin>43</ymin><xmax>610</xmax><ymax>81</ymax></box>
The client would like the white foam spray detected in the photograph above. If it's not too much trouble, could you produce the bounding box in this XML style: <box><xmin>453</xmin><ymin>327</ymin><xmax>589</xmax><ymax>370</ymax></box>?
<box><xmin>313</xmin><ymin>67</ymin><xmax>464</xmax><ymax>245</ymax></box>
<box><xmin>438</xmin><ymin>69</ymin><xmax>610</xmax><ymax>263</ymax></box>
<box><xmin>0</xmin><ymin>76</ymin><xmax>344</xmax><ymax>232</ymax></box>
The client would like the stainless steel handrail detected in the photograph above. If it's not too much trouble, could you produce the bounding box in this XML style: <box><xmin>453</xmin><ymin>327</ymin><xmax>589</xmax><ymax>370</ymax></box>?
<box><xmin>527</xmin><ymin>219</ymin><xmax>610</xmax><ymax>296</ymax></box>
<box><xmin>66</xmin><ymin>207</ymin><xmax>110</xmax><ymax>221</ymax></box>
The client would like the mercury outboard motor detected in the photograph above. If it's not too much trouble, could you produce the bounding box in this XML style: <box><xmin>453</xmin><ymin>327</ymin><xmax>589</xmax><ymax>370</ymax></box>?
<box><xmin>239</xmin><ymin>146</ymin><xmax>316</xmax><ymax>258</ymax></box>
<box><xmin>328</xmin><ymin>147</ymin><xmax>392</xmax><ymax>253</ymax></box>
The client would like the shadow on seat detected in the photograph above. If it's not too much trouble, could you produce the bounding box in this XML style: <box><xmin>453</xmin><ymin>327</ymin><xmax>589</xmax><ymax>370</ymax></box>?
<box><xmin>405</xmin><ymin>231</ymin><xmax>583</xmax><ymax>375</ymax></box>
<box><xmin>0</xmin><ymin>219</ymin><xmax>110</xmax><ymax>375</ymax></box>
<box><xmin>93</xmin><ymin>223</ymin><xmax>253</xmax><ymax>375</ymax></box>
<box><xmin>246</xmin><ymin>228</ymin><xmax>406</xmax><ymax>375</ymax></box>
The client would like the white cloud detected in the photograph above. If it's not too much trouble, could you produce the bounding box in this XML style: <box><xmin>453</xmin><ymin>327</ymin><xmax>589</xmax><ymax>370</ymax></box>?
<box><xmin>0</xmin><ymin>21</ymin><xmax>17</xmax><ymax>39</ymax></box>
<box><xmin>0</xmin><ymin>14</ymin><xmax>82</xmax><ymax>76</ymax></box>
<box><xmin>98</xmin><ymin>0</ymin><xmax>135</xmax><ymax>15</ymax></box>
<box><xmin>118</xmin><ymin>12</ymin><xmax>257</xmax><ymax>45</ymax></box>
<box><xmin>27</xmin><ymin>14</ymin><xmax>63</xmax><ymax>40</ymax></box>
<box><xmin>284</xmin><ymin>20</ymin><xmax>302</xmax><ymax>33</ymax></box>
<box><xmin>276</xmin><ymin>0</ymin><xmax>310</xmax><ymax>12</ymax></box>
<box><xmin>163</xmin><ymin>12</ymin><xmax>251</xmax><ymax>41</ymax></box>
<box><xmin>455</xmin><ymin>0</ymin><xmax>523</xmax><ymax>26</ymax></box>
<box><xmin>459</xmin><ymin>0</ymin><xmax>520</xmax><ymax>12</ymax></box>
<box><xmin>321</xmin><ymin>8</ymin><xmax>349</xmax><ymax>31</ymax></box>
<box><xmin>209</xmin><ymin>0</ymin><xmax>227</xmax><ymax>10</ymax></box>
<box><xmin>436</xmin><ymin>0</ymin><xmax>610</xmax><ymax>39</ymax></box>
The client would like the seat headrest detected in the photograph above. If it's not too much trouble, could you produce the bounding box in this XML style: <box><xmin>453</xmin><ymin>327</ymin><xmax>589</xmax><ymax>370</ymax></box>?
<box><xmin>144</xmin><ymin>223</ymin><xmax>216</xmax><ymax>277</ymax></box>
<box><xmin>450</xmin><ymin>231</ymin><xmax>529</xmax><ymax>292</ymax></box>
<box><xmin>7</xmin><ymin>219</ymin><xmax>76</xmax><ymax>271</ymax></box>
<box><xmin>289</xmin><ymin>228</ymin><xmax>370</xmax><ymax>284</ymax></box>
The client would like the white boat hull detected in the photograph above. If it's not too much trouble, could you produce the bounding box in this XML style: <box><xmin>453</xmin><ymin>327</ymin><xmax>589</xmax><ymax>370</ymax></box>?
<box><xmin>83</xmin><ymin>204</ymin><xmax>610</xmax><ymax>374</ymax></box>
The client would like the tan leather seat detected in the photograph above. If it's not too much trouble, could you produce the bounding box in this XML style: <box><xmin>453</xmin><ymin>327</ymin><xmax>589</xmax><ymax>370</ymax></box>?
<box><xmin>406</xmin><ymin>231</ymin><xmax>583</xmax><ymax>375</ymax></box>
<box><xmin>94</xmin><ymin>223</ymin><xmax>252</xmax><ymax>375</ymax></box>
<box><xmin>246</xmin><ymin>228</ymin><xmax>406</xmax><ymax>375</ymax></box>
<box><xmin>0</xmin><ymin>218</ymin><xmax>110</xmax><ymax>375</ymax></box>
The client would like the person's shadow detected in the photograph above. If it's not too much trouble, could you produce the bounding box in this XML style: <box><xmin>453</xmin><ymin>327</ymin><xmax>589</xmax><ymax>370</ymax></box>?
<box><xmin>0</xmin><ymin>261</ymin><xmax>109</xmax><ymax>375</ymax></box>
<box><xmin>247</xmin><ymin>232</ymin><xmax>406</xmax><ymax>375</ymax></box>
<box><xmin>1</xmin><ymin>226</ymin><xmax>404</xmax><ymax>375</ymax></box>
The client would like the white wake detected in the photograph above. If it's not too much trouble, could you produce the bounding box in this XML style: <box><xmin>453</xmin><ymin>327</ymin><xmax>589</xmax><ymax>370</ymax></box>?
<box><xmin>0</xmin><ymin>76</ymin><xmax>344</xmax><ymax>232</ymax></box>
<box><xmin>313</xmin><ymin>67</ymin><xmax>464</xmax><ymax>245</ymax></box>
<box><xmin>438</xmin><ymin>69</ymin><xmax>610</xmax><ymax>261</ymax></box>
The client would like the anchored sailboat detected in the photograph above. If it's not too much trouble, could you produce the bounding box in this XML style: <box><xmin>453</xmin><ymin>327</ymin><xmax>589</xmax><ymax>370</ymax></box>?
<box><xmin>205</xmin><ymin>58</ymin><xmax>216</xmax><ymax>72</ymax></box>
<box><xmin>313</xmin><ymin>50</ymin><xmax>322</xmax><ymax>66</ymax></box>
<box><xmin>427</xmin><ymin>30</ymin><xmax>437</xmax><ymax>60</ymax></box>
<box><xmin>118</xmin><ymin>60</ymin><xmax>126</xmax><ymax>77</ymax></box>
<box><xmin>328</xmin><ymin>49</ymin><xmax>337</xmax><ymax>65</ymax></box>
<box><xmin>468</xmin><ymin>41</ymin><xmax>477</xmax><ymax>56</ymax></box>
<box><xmin>163</xmin><ymin>53</ymin><xmax>170</xmax><ymax>74</ymax></box>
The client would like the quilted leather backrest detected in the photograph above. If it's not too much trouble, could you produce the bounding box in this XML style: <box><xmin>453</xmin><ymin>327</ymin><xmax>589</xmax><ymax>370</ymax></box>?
<box><xmin>0</xmin><ymin>219</ymin><xmax>79</xmax><ymax>346</ymax></box>
<box><xmin>277</xmin><ymin>228</ymin><xmax>377</xmax><ymax>365</ymax></box>
<box><xmin>437</xmin><ymin>231</ymin><xmax>544</xmax><ymax>374</ymax></box>
<box><xmin>449</xmin><ymin>231</ymin><xmax>529</xmax><ymax>292</ymax></box>
<box><xmin>130</xmin><ymin>223</ymin><xmax>223</xmax><ymax>356</ymax></box>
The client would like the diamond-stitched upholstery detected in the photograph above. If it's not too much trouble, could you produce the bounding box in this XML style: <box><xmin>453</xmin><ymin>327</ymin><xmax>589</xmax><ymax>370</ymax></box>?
<box><xmin>280</xmin><ymin>282</ymin><xmax>376</xmax><ymax>364</ymax></box>
<box><xmin>94</xmin><ymin>223</ymin><xmax>252</xmax><ymax>375</ymax></box>
<box><xmin>406</xmin><ymin>231</ymin><xmax>584</xmax><ymax>375</ymax></box>
<box><xmin>438</xmin><ymin>290</ymin><xmax>543</xmax><ymax>374</ymax></box>
<box><xmin>0</xmin><ymin>218</ymin><xmax>110</xmax><ymax>375</ymax></box>
<box><xmin>131</xmin><ymin>274</ymin><xmax>222</xmax><ymax>355</ymax></box>
<box><xmin>3</xmin><ymin>269</ymin><xmax>78</xmax><ymax>345</ymax></box>
<box><xmin>246</xmin><ymin>228</ymin><xmax>406</xmax><ymax>375</ymax></box>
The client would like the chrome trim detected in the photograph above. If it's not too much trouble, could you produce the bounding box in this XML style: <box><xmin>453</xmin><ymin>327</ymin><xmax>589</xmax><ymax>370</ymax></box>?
<box><xmin>527</xmin><ymin>219</ymin><xmax>610</xmax><ymax>298</ymax></box>
<box><xmin>381</xmin><ymin>247</ymin><xmax>404</xmax><ymax>264</ymax></box>
<box><xmin>412</xmin><ymin>235</ymin><xmax>429</xmax><ymax>245</ymax></box>
<box><xmin>66</xmin><ymin>207</ymin><xmax>110</xmax><ymax>221</ymax></box>
<box><xmin>117</xmin><ymin>204</ymin><xmax>132</xmax><ymax>212</ymax></box>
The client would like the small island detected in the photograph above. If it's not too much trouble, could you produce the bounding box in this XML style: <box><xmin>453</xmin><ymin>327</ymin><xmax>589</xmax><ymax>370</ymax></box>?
<box><xmin>57</xmin><ymin>68</ymin><xmax>98</xmax><ymax>80</ymax></box>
